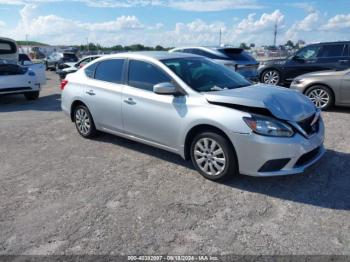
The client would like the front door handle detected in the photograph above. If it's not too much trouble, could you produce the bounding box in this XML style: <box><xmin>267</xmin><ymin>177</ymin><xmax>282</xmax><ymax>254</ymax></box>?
<box><xmin>86</xmin><ymin>90</ymin><xmax>95</xmax><ymax>96</ymax></box>
<box><xmin>123</xmin><ymin>98</ymin><xmax>136</xmax><ymax>105</ymax></box>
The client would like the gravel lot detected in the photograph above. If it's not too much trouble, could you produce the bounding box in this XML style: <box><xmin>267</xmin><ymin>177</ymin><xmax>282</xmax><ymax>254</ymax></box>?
<box><xmin>0</xmin><ymin>71</ymin><xmax>349</xmax><ymax>256</ymax></box>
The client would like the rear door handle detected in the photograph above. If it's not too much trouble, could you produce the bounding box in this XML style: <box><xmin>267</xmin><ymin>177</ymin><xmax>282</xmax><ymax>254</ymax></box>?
<box><xmin>123</xmin><ymin>98</ymin><xmax>136</xmax><ymax>105</ymax></box>
<box><xmin>86</xmin><ymin>90</ymin><xmax>95</xmax><ymax>96</ymax></box>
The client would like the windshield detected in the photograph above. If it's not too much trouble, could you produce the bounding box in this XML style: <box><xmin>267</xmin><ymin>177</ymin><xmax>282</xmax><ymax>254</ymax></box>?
<box><xmin>162</xmin><ymin>57</ymin><xmax>251</xmax><ymax>92</ymax></box>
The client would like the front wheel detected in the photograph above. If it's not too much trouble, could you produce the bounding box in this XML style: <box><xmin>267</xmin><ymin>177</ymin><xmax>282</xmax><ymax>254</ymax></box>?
<box><xmin>261</xmin><ymin>69</ymin><xmax>280</xmax><ymax>85</ymax></box>
<box><xmin>305</xmin><ymin>85</ymin><xmax>334</xmax><ymax>110</ymax></box>
<box><xmin>190</xmin><ymin>132</ymin><xmax>238</xmax><ymax>181</ymax></box>
<box><xmin>74</xmin><ymin>105</ymin><xmax>98</xmax><ymax>138</ymax></box>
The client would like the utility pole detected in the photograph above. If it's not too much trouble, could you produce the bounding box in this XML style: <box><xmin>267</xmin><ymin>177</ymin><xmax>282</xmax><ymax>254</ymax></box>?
<box><xmin>219</xmin><ymin>28</ymin><xmax>222</xmax><ymax>46</ymax></box>
<box><xmin>273</xmin><ymin>19</ymin><xmax>278</xmax><ymax>47</ymax></box>
<box><xmin>25</xmin><ymin>34</ymin><xmax>29</xmax><ymax>54</ymax></box>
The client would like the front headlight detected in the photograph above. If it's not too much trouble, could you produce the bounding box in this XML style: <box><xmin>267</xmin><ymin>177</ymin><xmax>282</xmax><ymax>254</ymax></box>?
<box><xmin>243</xmin><ymin>115</ymin><xmax>294</xmax><ymax>137</ymax></box>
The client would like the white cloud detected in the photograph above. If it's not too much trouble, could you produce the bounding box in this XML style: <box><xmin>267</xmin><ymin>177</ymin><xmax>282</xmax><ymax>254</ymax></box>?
<box><xmin>167</xmin><ymin>0</ymin><xmax>263</xmax><ymax>12</ymax></box>
<box><xmin>0</xmin><ymin>20</ymin><xmax>5</xmax><ymax>27</ymax></box>
<box><xmin>0</xmin><ymin>0</ymin><xmax>263</xmax><ymax>11</ymax></box>
<box><xmin>285</xmin><ymin>11</ymin><xmax>320</xmax><ymax>40</ymax></box>
<box><xmin>83</xmin><ymin>16</ymin><xmax>144</xmax><ymax>32</ymax></box>
<box><xmin>322</xmin><ymin>14</ymin><xmax>350</xmax><ymax>31</ymax></box>
<box><xmin>288</xmin><ymin>2</ymin><xmax>316</xmax><ymax>14</ymax></box>
<box><xmin>234</xmin><ymin>10</ymin><xmax>284</xmax><ymax>34</ymax></box>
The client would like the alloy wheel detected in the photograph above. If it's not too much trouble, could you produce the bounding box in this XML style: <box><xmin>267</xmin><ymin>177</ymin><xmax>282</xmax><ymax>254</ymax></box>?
<box><xmin>75</xmin><ymin>108</ymin><xmax>91</xmax><ymax>135</ymax></box>
<box><xmin>263</xmin><ymin>70</ymin><xmax>280</xmax><ymax>85</ymax></box>
<box><xmin>193</xmin><ymin>138</ymin><xmax>226</xmax><ymax>177</ymax></box>
<box><xmin>307</xmin><ymin>88</ymin><xmax>330</xmax><ymax>109</ymax></box>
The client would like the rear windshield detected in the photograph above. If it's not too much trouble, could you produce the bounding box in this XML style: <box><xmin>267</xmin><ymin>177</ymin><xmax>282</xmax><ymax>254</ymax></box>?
<box><xmin>63</xmin><ymin>53</ymin><xmax>78</xmax><ymax>62</ymax></box>
<box><xmin>218</xmin><ymin>48</ymin><xmax>255</xmax><ymax>61</ymax></box>
<box><xmin>0</xmin><ymin>40</ymin><xmax>17</xmax><ymax>55</ymax></box>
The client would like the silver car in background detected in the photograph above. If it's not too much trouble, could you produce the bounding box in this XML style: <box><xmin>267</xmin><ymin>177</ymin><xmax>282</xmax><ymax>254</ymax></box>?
<box><xmin>291</xmin><ymin>69</ymin><xmax>350</xmax><ymax>110</ymax></box>
<box><xmin>61</xmin><ymin>52</ymin><xmax>325</xmax><ymax>181</ymax></box>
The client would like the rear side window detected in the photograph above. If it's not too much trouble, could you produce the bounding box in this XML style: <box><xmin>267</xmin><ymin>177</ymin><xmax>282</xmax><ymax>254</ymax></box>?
<box><xmin>128</xmin><ymin>60</ymin><xmax>171</xmax><ymax>91</ymax></box>
<box><xmin>84</xmin><ymin>62</ymin><xmax>98</xmax><ymax>78</ymax></box>
<box><xmin>317</xmin><ymin>44</ymin><xmax>345</xmax><ymax>57</ymax></box>
<box><xmin>94</xmin><ymin>59</ymin><xmax>125</xmax><ymax>84</ymax></box>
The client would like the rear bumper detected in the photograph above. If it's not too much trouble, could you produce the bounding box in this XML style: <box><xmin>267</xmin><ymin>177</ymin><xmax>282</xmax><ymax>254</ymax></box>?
<box><xmin>228</xmin><ymin>119</ymin><xmax>325</xmax><ymax>177</ymax></box>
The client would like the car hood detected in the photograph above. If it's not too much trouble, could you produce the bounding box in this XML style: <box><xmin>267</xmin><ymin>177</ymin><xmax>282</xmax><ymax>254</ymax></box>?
<box><xmin>63</xmin><ymin>62</ymin><xmax>76</xmax><ymax>67</ymax></box>
<box><xmin>204</xmin><ymin>84</ymin><xmax>316</xmax><ymax>122</ymax></box>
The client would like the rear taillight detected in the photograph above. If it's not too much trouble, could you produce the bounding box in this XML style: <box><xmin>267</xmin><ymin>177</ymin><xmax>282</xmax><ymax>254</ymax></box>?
<box><xmin>60</xmin><ymin>79</ymin><xmax>68</xmax><ymax>90</ymax></box>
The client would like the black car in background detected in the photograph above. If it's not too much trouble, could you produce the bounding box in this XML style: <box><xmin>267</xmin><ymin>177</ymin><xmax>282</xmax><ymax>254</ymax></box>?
<box><xmin>45</xmin><ymin>52</ymin><xmax>78</xmax><ymax>71</ymax></box>
<box><xmin>258</xmin><ymin>41</ymin><xmax>350</xmax><ymax>86</ymax></box>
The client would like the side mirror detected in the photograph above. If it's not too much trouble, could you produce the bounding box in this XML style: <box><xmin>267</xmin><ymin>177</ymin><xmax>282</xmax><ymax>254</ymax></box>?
<box><xmin>153</xmin><ymin>82</ymin><xmax>181</xmax><ymax>95</ymax></box>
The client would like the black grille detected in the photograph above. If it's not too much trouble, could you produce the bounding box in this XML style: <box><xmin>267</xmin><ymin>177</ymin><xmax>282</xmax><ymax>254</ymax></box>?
<box><xmin>295</xmin><ymin>147</ymin><xmax>320</xmax><ymax>167</ymax></box>
<box><xmin>258</xmin><ymin>158</ymin><xmax>291</xmax><ymax>172</ymax></box>
<box><xmin>297</xmin><ymin>114</ymin><xmax>319</xmax><ymax>136</ymax></box>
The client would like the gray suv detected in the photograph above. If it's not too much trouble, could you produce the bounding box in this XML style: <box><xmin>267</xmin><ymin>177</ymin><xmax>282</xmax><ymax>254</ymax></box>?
<box><xmin>61</xmin><ymin>52</ymin><xmax>324</xmax><ymax>181</ymax></box>
<box><xmin>170</xmin><ymin>46</ymin><xmax>259</xmax><ymax>81</ymax></box>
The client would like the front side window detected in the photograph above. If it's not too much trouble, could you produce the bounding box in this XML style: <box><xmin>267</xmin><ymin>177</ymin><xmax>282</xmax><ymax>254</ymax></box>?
<box><xmin>317</xmin><ymin>44</ymin><xmax>345</xmax><ymax>57</ymax></box>
<box><xmin>162</xmin><ymin>57</ymin><xmax>250</xmax><ymax>92</ymax></box>
<box><xmin>94</xmin><ymin>59</ymin><xmax>124</xmax><ymax>84</ymax></box>
<box><xmin>295</xmin><ymin>45</ymin><xmax>321</xmax><ymax>60</ymax></box>
<box><xmin>128</xmin><ymin>60</ymin><xmax>171</xmax><ymax>91</ymax></box>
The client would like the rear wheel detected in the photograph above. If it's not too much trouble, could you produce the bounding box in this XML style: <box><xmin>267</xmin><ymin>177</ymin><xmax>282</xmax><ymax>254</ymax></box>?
<box><xmin>261</xmin><ymin>69</ymin><xmax>280</xmax><ymax>85</ymax></box>
<box><xmin>74</xmin><ymin>105</ymin><xmax>97</xmax><ymax>138</ymax></box>
<box><xmin>24</xmin><ymin>91</ymin><xmax>39</xmax><ymax>100</ymax></box>
<box><xmin>305</xmin><ymin>85</ymin><xmax>334</xmax><ymax>110</ymax></box>
<box><xmin>190</xmin><ymin>132</ymin><xmax>238</xmax><ymax>181</ymax></box>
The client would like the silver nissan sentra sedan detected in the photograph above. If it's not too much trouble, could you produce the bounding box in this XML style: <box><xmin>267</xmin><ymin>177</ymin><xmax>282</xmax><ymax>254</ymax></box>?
<box><xmin>61</xmin><ymin>52</ymin><xmax>325</xmax><ymax>181</ymax></box>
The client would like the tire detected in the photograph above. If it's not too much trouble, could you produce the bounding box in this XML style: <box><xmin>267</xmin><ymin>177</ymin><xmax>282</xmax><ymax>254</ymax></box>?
<box><xmin>190</xmin><ymin>132</ymin><xmax>238</xmax><ymax>181</ymax></box>
<box><xmin>73</xmin><ymin>105</ymin><xmax>98</xmax><ymax>138</ymax></box>
<box><xmin>305</xmin><ymin>85</ymin><xmax>334</xmax><ymax>110</ymax></box>
<box><xmin>24</xmin><ymin>91</ymin><xmax>40</xmax><ymax>100</ymax></box>
<box><xmin>261</xmin><ymin>69</ymin><xmax>280</xmax><ymax>85</ymax></box>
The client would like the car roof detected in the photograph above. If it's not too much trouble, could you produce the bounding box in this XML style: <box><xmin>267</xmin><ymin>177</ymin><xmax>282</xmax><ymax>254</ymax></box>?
<box><xmin>308</xmin><ymin>41</ymin><xmax>350</xmax><ymax>46</ymax></box>
<box><xmin>98</xmin><ymin>51</ymin><xmax>200</xmax><ymax>61</ymax></box>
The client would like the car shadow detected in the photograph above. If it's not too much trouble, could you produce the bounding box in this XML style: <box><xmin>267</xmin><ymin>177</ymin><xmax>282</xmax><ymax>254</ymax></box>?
<box><xmin>327</xmin><ymin>106</ymin><xmax>350</xmax><ymax>113</ymax></box>
<box><xmin>0</xmin><ymin>93</ymin><xmax>61</xmax><ymax>112</ymax></box>
<box><xmin>96</xmin><ymin>132</ymin><xmax>350</xmax><ymax>211</ymax></box>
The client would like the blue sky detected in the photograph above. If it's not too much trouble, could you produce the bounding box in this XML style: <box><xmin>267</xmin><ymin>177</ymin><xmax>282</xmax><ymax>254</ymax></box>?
<box><xmin>0</xmin><ymin>0</ymin><xmax>349</xmax><ymax>47</ymax></box>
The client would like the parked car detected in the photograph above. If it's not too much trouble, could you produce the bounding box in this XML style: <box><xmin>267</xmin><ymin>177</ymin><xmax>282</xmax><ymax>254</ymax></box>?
<box><xmin>0</xmin><ymin>37</ymin><xmax>41</xmax><ymax>100</ymax></box>
<box><xmin>57</xmin><ymin>55</ymin><xmax>101</xmax><ymax>80</ymax></box>
<box><xmin>45</xmin><ymin>52</ymin><xmax>78</xmax><ymax>71</ymax></box>
<box><xmin>169</xmin><ymin>46</ymin><xmax>259</xmax><ymax>81</ymax></box>
<box><xmin>18</xmin><ymin>53</ymin><xmax>46</xmax><ymax>85</ymax></box>
<box><xmin>258</xmin><ymin>41</ymin><xmax>350</xmax><ymax>86</ymax></box>
<box><xmin>291</xmin><ymin>68</ymin><xmax>350</xmax><ymax>110</ymax></box>
<box><xmin>0</xmin><ymin>61</ymin><xmax>41</xmax><ymax>100</ymax></box>
<box><xmin>61</xmin><ymin>52</ymin><xmax>324</xmax><ymax>181</ymax></box>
